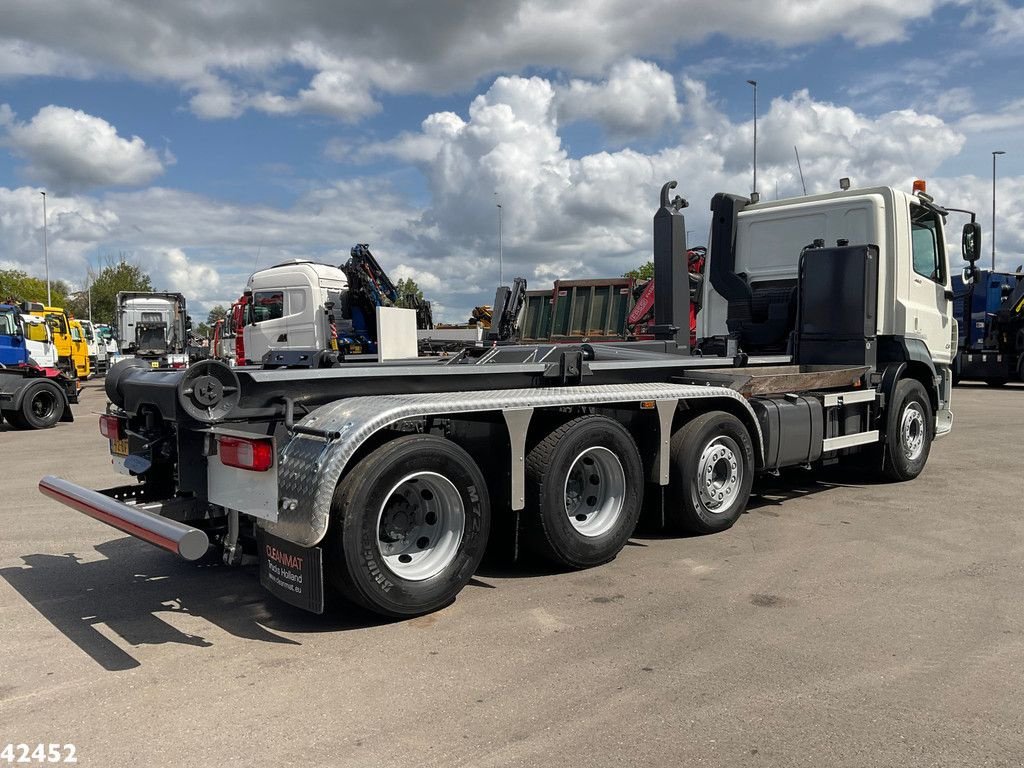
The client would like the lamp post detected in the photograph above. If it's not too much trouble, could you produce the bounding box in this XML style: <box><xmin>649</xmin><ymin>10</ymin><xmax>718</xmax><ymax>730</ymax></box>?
<box><xmin>496</xmin><ymin>201</ymin><xmax>503</xmax><ymax>286</ymax></box>
<box><xmin>747</xmin><ymin>79</ymin><xmax>758</xmax><ymax>197</ymax></box>
<box><xmin>992</xmin><ymin>150</ymin><xmax>1006</xmax><ymax>270</ymax></box>
<box><xmin>41</xmin><ymin>191</ymin><xmax>51</xmax><ymax>305</ymax></box>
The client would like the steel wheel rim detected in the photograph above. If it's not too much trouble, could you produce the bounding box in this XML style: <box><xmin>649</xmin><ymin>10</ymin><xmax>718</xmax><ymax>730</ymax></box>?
<box><xmin>30</xmin><ymin>390</ymin><xmax>57</xmax><ymax>421</ymax></box>
<box><xmin>376</xmin><ymin>471</ymin><xmax>465</xmax><ymax>581</ymax></box>
<box><xmin>563</xmin><ymin>446</ymin><xmax>626</xmax><ymax>537</ymax></box>
<box><xmin>697</xmin><ymin>436</ymin><xmax>742</xmax><ymax>513</ymax></box>
<box><xmin>900</xmin><ymin>402</ymin><xmax>926</xmax><ymax>461</ymax></box>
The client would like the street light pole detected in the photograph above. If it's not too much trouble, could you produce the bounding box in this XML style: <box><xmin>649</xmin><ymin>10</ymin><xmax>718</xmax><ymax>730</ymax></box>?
<box><xmin>497</xmin><ymin>202</ymin><xmax>503</xmax><ymax>286</ymax></box>
<box><xmin>747</xmin><ymin>79</ymin><xmax>758</xmax><ymax>197</ymax></box>
<box><xmin>41</xmin><ymin>191</ymin><xmax>51</xmax><ymax>305</ymax></box>
<box><xmin>992</xmin><ymin>150</ymin><xmax>1006</xmax><ymax>270</ymax></box>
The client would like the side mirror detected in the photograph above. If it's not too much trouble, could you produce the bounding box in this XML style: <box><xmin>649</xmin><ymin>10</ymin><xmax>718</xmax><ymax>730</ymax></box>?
<box><xmin>961</xmin><ymin>266</ymin><xmax>976</xmax><ymax>285</ymax></box>
<box><xmin>962</xmin><ymin>221</ymin><xmax>981</xmax><ymax>264</ymax></box>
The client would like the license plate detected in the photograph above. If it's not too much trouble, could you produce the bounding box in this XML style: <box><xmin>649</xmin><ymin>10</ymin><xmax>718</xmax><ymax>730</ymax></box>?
<box><xmin>151</xmin><ymin>361</ymin><xmax>159</xmax><ymax>368</ymax></box>
<box><xmin>111</xmin><ymin>438</ymin><xmax>129</xmax><ymax>456</ymax></box>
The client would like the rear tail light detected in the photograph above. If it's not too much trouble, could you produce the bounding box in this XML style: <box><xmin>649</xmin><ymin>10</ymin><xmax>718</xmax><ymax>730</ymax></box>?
<box><xmin>99</xmin><ymin>414</ymin><xmax>124</xmax><ymax>440</ymax></box>
<box><xmin>217</xmin><ymin>435</ymin><xmax>274</xmax><ymax>472</ymax></box>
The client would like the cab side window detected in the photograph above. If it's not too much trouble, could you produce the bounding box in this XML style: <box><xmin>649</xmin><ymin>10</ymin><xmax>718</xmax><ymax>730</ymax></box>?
<box><xmin>252</xmin><ymin>291</ymin><xmax>284</xmax><ymax>323</ymax></box>
<box><xmin>910</xmin><ymin>206</ymin><xmax>944</xmax><ymax>283</ymax></box>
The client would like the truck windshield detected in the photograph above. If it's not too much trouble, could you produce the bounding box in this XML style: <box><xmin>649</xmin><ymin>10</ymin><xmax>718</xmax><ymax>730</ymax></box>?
<box><xmin>0</xmin><ymin>310</ymin><xmax>16</xmax><ymax>336</ymax></box>
<box><xmin>137</xmin><ymin>326</ymin><xmax>167</xmax><ymax>351</ymax></box>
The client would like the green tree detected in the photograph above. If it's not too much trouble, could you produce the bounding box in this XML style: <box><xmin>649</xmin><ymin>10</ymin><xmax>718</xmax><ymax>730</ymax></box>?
<box><xmin>623</xmin><ymin>261</ymin><xmax>654</xmax><ymax>281</ymax></box>
<box><xmin>87</xmin><ymin>260</ymin><xmax>154</xmax><ymax>326</ymax></box>
<box><xmin>0</xmin><ymin>269</ymin><xmax>70</xmax><ymax>307</ymax></box>
<box><xmin>395</xmin><ymin>277</ymin><xmax>424</xmax><ymax>307</ymax></box>
<box><xmin>206</xmin><ymin>304</ymin><xmax>228</xmax><ymax>326</ymax></box>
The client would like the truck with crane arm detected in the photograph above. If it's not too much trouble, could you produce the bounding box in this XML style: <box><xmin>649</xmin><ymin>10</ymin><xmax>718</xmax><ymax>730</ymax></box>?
<box><xmin>237</xmin><ymin>244</ymin><xmax>434</xmax><ymax>365</ymax></box>
<box><xmin>39</xmin><ymin>179</ymin><xmax>976</xmax><ymax>619</ymax></box>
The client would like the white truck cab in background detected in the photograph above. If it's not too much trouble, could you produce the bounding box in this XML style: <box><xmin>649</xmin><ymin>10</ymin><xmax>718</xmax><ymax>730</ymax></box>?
<box><xmin>241</xmin><ymin>260</ymin><xmax>349</xmax><ymax>364</ymax></box>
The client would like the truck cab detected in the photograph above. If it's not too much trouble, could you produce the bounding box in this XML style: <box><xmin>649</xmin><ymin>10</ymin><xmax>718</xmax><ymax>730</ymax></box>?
<box><xmin>68</xmin><ymin>318</ymin><xmax>91</xmax><ymax>379</ymax></box>
<box><xmin>0</xmin><ymin>304</ymin><xmax>28</xmax><ymax>366</ymax></box>
<box><xmin>79</xmin><ymin>319</ymin><xmax>108</xmax><ymax>375</ymax></box>
<box><xmin>116</xmin><ymin>292</ymin><xmax>190</xmax><ymax>367</ymax></box>
<box><xmin>242</xmin><ymin>261</ymin><xmax>349</xmax><ymax>364</ymax></box>
<box><xmin>698</xmin><ymin>184</ymin><xmax>958</xmax><ymax>431</ymax></box>
<box><xmin>22</xmin><ymin>304</ymin><xmax>90</xmax><ymax>380</ymax></box>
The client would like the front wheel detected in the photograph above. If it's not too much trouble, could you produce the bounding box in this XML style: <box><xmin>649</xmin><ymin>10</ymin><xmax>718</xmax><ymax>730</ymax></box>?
<box><xmin>667</xmin><ymin>411</ymin><xmax>754</xmax><ymax>534</ymax></box>
<box><xmin>328</xmin><ymin>434</ymin><xmax>491</xmax><ymax>618</ymax></box>
<box><xmin>881</xmin><ymin>378</ymin><xmax>933</xmax><ymax>481</ymax></box>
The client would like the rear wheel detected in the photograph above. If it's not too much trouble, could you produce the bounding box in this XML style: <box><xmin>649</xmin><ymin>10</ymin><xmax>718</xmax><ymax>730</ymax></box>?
<box><xmin>328</xmin><ymin>434</ymin><xmax>490</xmax><ymax>618</ymax></box>
<box><xmin>524</xmin><ymin>415</ymin><xmax>644</xmax><ymax>569</ymax></box>
<box><xmin>881</xmin><ymin>378</ymin><xmax>933</xmax><ymax>481</ymax></box>
<box><xmin>667</xmin><ymin>411</ymin><xmax>754</xmax><ymax>534</ymax></box>
<box><xmin>984</xmin><ymin>378</ymin><xmax>1008</xmax><ymax>388</ymax></box>
<box><xmin>7</xmin><ymin>381</ymin><xmax>65</xmax><ymax>429</ymax></box>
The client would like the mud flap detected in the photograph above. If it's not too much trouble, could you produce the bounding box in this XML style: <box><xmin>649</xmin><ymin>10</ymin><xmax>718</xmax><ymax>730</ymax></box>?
<box><xmin>256</xmin><ymin>528</ymin><xmax>324</xmax><ymax>613</ymax></box>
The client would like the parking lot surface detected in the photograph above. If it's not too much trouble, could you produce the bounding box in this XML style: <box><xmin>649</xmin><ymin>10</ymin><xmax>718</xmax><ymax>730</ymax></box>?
<box><xmin>2</xmin><ymin>381</ymin><xmax>1023</xmax><ymax>767</ymax></box>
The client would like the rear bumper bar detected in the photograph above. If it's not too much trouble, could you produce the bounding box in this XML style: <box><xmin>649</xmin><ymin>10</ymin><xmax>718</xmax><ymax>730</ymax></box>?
<box><xmin>39</xmin><ymin>475</ymin><xmax>209</xmax><ymax>561</ymax></box>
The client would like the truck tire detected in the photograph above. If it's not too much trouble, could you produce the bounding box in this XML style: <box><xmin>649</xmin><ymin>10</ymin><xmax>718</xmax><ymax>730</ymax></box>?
<box><xmin>524</xmin><ymin>415</ymin><xmax>643</xmax><ymax>569</ymax></box>
<box><xmin>984</xmin><ymin>378</ymin><xmax>1008</xmax><ymax>387</ymax></box>
<box><xmin>327</xmin><ymin>434</ymin><xmax>491</xmax><ymax>618</ymax></box>
<box><xmin>881</xmin><ymin>378</ymin><xmax>933</xmax><ymax>481</ymax></box>
<box><xmin>667</xmin><ymin>411</ymin><xmax>754</xmax><ymax>534</ymax></box>
<box><xmin>7</xmin><ymin>381</ymin><xmax>65</xmax><ymax>430</ymax></box>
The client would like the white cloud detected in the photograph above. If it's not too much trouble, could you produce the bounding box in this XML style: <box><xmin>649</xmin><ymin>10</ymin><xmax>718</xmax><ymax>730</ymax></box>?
<box><xmin>0</xmin><ymin>0</ymin><xmax>957</xmax><ymax>122</ymax></box>
<box><xmin>391</xmin><ymin>264</ymin><xmax>442</xmax><ymax>293</ymax></box>
<box><xmin>2</xmin><ymin>105</ymin><xmax>171</xmax><ymax>192</ymax></box>
<box><xmin>958</xmin><ymin>98</ymin><xmax>1024</xmax><ymax>133</ymax></box>
<box><xmin>251</xmin><ymin>68</ymin><xmax>382</xmax><ymax>122</ymax></box>
<box><xmin>556</xmin><ymin>59</ymin><xmax>681</xmax><ymax>139</ymax></box>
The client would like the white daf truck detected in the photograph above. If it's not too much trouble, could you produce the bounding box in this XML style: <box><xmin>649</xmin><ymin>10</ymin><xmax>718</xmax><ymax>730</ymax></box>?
<box><xmin>41</xmin><ymin>180</ymin><xmax>978</xmax><ymax>620</ymax></box>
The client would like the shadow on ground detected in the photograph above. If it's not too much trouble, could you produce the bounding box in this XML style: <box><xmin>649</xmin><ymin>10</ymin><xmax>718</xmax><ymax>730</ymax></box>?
<box><xmin>0</xmin><ymin>537</ymin><xmax>388</xmax><ymax>672</ymax></box>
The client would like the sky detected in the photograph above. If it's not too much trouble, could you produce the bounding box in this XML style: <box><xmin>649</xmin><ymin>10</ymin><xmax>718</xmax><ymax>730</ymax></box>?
<box><xmin>1</xmin><ymin>0</ymin><xmax>1022</xmax><ymax>323</ymax></box>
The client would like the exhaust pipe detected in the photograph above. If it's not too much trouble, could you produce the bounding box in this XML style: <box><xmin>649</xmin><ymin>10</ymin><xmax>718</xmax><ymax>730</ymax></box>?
<box><xmin>39</xmin><ymin>475</ymin><xmax>209</xmax><ymax>561</ymax></box>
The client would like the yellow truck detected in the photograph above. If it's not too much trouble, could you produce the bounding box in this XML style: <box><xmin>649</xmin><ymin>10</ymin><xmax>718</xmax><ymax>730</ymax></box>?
<box><xmin>22</xmin><ymin>303</ymin><xmax>91</xmax><ymax>380</ymax></box>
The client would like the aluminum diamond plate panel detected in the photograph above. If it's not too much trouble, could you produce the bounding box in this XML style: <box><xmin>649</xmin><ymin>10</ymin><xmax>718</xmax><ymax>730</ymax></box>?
<box><xmin>263</xmin><ymin>383</ymin><xmax>761</xmax><ymax>547</ymax></box>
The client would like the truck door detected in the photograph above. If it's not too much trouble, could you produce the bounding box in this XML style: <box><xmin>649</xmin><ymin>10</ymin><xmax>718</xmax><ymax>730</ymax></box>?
<box><xmin>905</xmin><ymin>203</ymin><xmax>953</xmax><ymax>365</ymax></box>
<box><xmin>247</xmin><ymin>287</ymin><xmax>315</xmax><ymax>360</ymax></box>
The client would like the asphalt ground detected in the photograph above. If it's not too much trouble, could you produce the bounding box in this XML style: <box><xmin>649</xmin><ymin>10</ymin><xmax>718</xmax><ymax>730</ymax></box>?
<box><xmin>1</xmin><ymin>380</ymin><xmax>1023</xmax><ymax>767</ymax></box>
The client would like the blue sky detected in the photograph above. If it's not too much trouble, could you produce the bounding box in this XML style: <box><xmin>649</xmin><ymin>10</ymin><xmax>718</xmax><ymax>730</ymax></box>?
<box><xmin>1</xmin><ymin>0</ymin><xmax>1022</xmax><ymax>321</ymax></box>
